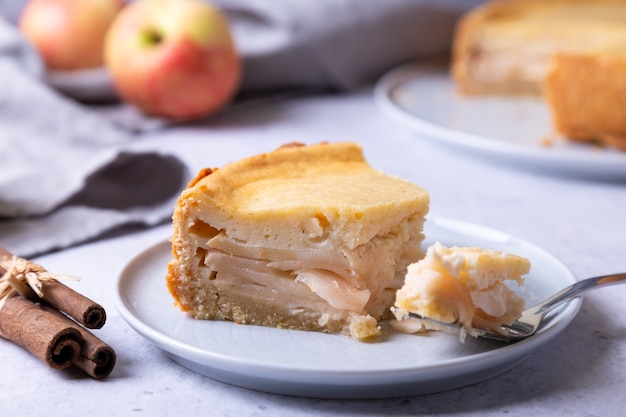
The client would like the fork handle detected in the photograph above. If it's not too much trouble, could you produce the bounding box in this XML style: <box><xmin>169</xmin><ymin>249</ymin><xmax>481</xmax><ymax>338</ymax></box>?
<box><xmin>530</xmin><ymin>273</ymin><xmax>626</xmax><ymax>317</ymax></box>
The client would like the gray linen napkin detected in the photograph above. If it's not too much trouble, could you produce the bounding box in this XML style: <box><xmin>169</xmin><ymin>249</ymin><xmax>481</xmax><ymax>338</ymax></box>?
<box><xmin>216</xmin><ymin>0</ymin><xmax>482</xmax><ymax>93</ymax></box>
<box><xmin>0</xmin><ymin>19</ymin><xmax>187</xmax><ymax>257</ymax></box>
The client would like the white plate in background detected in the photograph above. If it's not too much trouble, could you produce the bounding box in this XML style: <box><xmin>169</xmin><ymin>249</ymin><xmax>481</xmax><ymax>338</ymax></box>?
<box><xmin>375</xmin><ymin>61</ymin><xmax>626</xmax><ymax>180</ymax></box>
<box><xmin>114</xmin><ymin>217</ymin><xmax>580</xmax><ymax>399</ymax></box>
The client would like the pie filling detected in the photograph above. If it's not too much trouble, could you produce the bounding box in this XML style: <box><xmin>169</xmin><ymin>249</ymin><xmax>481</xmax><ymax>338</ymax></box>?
<box><xmin>174</xmin><ymin>214</ymin><xmax>425</xmax><ymax>339</ymax></box>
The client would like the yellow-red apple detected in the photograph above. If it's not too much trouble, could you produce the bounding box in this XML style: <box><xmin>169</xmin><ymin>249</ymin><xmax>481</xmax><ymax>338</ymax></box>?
<box><xmin>19</xmin><ymin>0</ymin><xmax>124</xmax><ymax>70</ymax></box>
<box><xmin>104</xmin><ymin>0</ymin><xmax>241</xmax><ymax>121</ymax></box>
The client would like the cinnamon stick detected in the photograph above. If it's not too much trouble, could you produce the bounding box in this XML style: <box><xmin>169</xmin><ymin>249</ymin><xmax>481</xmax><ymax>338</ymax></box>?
<box><xmin>0</xmin><ymin>247</ymin><xmax>116</xmax><ymax>378</ymax></box>
<box><xmin>0</xmin><ymin>247</ymin><xmax>106</xmax><ymax>329</ymax></box>
<box><xmin>72</xmin><ymin>327</ymin><xmax>117</xmax><ymax>379</ymax></box>
<box><xmin>39</xmin><ymin>280</ymin><xmax>106</xmax><ymax>329</ymax></box>
<box><xmin>0</xmin><ymin>296</ymin><xmax>83</xmax><ymax>369</ymax></box>
<box><xmin>43</xmin><ymin>306</ymin><xmax>117</xmax><ymax>379</ymax></box>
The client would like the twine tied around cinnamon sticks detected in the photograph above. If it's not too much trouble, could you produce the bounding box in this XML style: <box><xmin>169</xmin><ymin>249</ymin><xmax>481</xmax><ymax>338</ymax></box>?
<box><xmin>0</xmin><ymin>248</ymin><xmax>116</xmax><ymax>379</ymax></box>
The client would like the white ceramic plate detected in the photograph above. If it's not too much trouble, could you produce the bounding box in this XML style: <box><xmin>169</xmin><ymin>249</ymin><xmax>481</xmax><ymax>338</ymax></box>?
<box><xmin>46</xmin><ymin>67</ymin><xmax>117</xmax><ymax>101</ymax></box>
<box><xmin>375</xmin><ymin>61</ymin><xmax>626</xmax><ymax>180</ymax></box>
<box><xmin>114</xmin><ymin>217</ymin><xmax>580</xmax><ymax>399</ymax></box>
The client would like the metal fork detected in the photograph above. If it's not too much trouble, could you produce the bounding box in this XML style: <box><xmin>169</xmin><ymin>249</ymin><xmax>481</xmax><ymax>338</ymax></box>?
<box><xmin>405</xmin><ymin>272</ymin><xmax>626</xmax><ymax>342</ymax></box>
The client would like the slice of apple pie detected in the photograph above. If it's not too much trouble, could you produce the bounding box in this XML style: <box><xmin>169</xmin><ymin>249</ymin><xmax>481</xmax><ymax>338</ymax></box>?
<box><xmin>166</xmin><ymin>142</ymin><xmax>430</xmax><ymax>339</ymax></box>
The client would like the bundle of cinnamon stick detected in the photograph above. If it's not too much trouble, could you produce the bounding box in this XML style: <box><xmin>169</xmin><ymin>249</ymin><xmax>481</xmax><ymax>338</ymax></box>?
<box><xmin>0</xmin><ymin>247</ymin><xmax>116</xmax><ymax>379</ymax></box>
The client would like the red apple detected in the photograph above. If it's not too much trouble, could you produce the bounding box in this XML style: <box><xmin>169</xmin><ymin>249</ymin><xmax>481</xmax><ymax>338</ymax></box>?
<box><xmin>104</xmin><ymin>0</ymin><xmax>241</xmax><ymax>121</ymax></box>
<box><xmin>19</xmin><ymin>0</ymin><xmax>124</xmax><ymax>70</ymax></box>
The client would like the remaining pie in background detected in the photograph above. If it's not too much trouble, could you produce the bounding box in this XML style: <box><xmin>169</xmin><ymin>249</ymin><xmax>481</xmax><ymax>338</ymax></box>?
<box><xmin>166</xmin><ymin>142</ymin><xmax>430</xmax><ymax>339</ymax></box>
<box><xmin>451</xmin><ymin>0</ymin><xmax>626</xmax><ymax>96</ymax></box>
<box><xmin>451</xmin><ymin>0</ymin><xmax>626</xmax><ymax>150</ymax></box>
<box><xmin>545</xmin><ymin>53</ymin><xmax>626</xmax><ymax>151</ymax></box>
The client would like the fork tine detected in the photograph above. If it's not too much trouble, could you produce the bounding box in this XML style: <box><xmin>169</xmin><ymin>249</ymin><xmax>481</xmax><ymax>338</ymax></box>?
<box><xmin>405</xmin><ymin>312</ymin><xmax>520</xmax><ymax>343</ymax></box>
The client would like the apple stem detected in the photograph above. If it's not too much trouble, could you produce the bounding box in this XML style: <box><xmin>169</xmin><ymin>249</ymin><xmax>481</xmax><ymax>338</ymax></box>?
<box><xmin>141</xmin><ymin>28</ymin><xmax>163</xmax><ymax>47</ymax></box>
